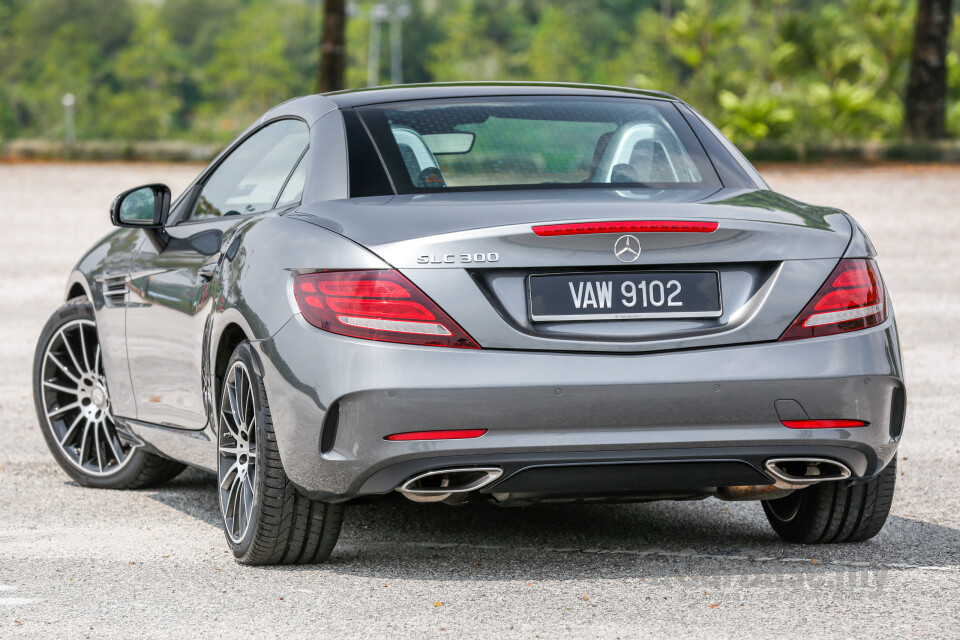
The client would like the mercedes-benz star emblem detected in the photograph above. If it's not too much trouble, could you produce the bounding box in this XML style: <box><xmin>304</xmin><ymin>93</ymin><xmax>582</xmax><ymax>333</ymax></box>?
<box><xmin>614</xmin><ymin>235</ymin><xmax>641</xmax><ymax>262</ymax></box>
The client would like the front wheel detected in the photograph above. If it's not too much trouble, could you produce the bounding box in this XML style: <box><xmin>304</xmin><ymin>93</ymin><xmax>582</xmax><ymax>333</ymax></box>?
<box><xmin>217</xmin><ymin>341</ymin><xmax>344</xmax><ymax>565</ymax></box>
<box><xmin>763</xmin><ymin>457</ymin><xmax>897</xmax><ymax>544</ymax></box>
<box><xmin>33</xmin><ymin>298</ymin><xmax>186</xmax><ymax>489</ymax></box>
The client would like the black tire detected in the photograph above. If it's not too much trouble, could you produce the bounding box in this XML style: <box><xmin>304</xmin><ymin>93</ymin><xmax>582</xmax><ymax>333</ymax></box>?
<box><xmin>762</xmin><ymin>457</ymin><xmax>897</xmax><ymax>544</ymax></box>
<box><xmin>218</xmin><ymin>341</ymin><xmax>344</xmax><ymax>565</ymax></box>
<box><xmin>33</xmin><ymin>297</ymin><xmax>186</xmax><ymax>489</ymax></box>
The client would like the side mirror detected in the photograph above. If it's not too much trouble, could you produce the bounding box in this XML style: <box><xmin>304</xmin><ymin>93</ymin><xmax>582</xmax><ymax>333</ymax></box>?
<box><xmin>110</xmin><ymin>184</ymin><xmax>171</xmax><ymax>228</ymax></box>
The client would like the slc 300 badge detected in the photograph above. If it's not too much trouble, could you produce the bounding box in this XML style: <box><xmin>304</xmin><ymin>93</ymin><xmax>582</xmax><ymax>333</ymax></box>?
<box><xmin>417</xmin><ymin>252</ymin><xmax>500</xmax><ymax>264</ymax></box>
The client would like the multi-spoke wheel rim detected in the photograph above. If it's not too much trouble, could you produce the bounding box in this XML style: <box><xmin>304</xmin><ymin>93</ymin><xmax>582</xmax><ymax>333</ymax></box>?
<box><xmin>218</xmin><ymin>361</ymin><xmax>258</xmax><ymax>544</ymax></box>
<box><xmin>40</xmin><ymin>319</ymin><xmax>133</xmax><ymax>476</ymax></box>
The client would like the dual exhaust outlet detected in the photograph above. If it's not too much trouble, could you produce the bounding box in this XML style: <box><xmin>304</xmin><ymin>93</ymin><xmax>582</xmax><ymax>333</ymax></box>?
<box><xmin>396</xmin><ymin>457</ymin><xmax>853</xmax><ymax>503</ymax></box>
<box><xmin>398</xmin><ymin>467</ymin><xmax>504</xmax><ymax>503</ymax></box>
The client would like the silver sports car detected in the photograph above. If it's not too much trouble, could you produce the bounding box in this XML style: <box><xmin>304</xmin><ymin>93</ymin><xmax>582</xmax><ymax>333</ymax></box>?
<box><xmin>34</xmin><ymin>83</ymin><xmax>905</xmax><ymax>565</ymax></box>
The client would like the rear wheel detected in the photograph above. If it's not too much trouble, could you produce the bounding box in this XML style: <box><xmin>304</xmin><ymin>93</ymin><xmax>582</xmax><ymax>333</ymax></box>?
<box><xmin>217</xmin><ymin>342</ymin><xmax>344</xmax><ymax>565</ymax></box>
<box><xmin>33</xmin><ymin>298</ymin><xmax>186</xmax><ymax>489</ymax></box>
<box><xmin>763</xmin><ymin>457</ymin><xmax>897</xmax><ymax>543</ymax></box>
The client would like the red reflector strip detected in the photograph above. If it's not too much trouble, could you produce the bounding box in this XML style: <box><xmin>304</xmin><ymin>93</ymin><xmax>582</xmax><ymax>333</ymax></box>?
<box><xmin>385</xmin><ymin>429</ymin><xmax>488</xmax><ymax>441</ymax></box>
<box><xmin>532</xmin><ymin>220</ymin><xmax>719</xmax><ymax>236</ymax></box>
<box><xmin>781</xmin><ymin>419</ymin><xmax>870</xmax><ymax>429</ymax></box>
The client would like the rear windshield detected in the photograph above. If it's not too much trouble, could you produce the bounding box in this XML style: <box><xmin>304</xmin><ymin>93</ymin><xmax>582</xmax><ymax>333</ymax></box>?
<box><xmin>353</xmin><ymin>96</ymin><xmax>721</xmax><ymax>194</ymax></box>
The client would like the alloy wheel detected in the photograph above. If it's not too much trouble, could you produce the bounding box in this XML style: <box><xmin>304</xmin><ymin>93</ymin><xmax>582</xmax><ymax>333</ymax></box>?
<box><xmin>218</xmin><ymin>361</ymin><xmax>258</xmax><ymax>544</ymax></box>
<box><xmin>39</xmin><ymin>319</ymin><xmax>132</xmax><ymax>475</ymax></box>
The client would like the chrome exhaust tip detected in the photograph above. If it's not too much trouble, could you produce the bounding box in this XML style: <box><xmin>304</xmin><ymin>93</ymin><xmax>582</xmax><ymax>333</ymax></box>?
<box><xmin>764</xmin><ymin>457</ymin><xmax>852</xmax><ymax>488</ymax></box>
<box><xmin>716</xmin><ymin>458</ymin><xmax>854</xmax><ymax>501</ymax></box>
<box><xmin>398</xmin><ymin>467</ymin><xmax>504</xmax><ymax>503</ymax></box>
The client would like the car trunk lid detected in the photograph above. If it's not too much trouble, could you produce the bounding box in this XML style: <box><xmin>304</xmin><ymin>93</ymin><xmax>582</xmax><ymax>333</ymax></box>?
<box><xmin>293</xmin><ymin>188</ymin><xmax>851</xmax><ymax>352</ymax></box>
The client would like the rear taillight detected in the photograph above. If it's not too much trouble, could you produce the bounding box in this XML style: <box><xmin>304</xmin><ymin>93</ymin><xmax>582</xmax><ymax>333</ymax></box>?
<box><xmin>294</xmin><ymin>270</ymin><xmax>480</xmax><ymax>349</ymax></box>
<box><xmin>780</xmin><ymin>259</ymin><xmax>887</xmax><ymax>341</ymax></box>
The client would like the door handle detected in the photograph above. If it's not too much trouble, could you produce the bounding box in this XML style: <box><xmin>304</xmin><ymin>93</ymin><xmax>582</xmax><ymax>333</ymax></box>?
<box><xmin>198</xmin><ymin>260</ymin><xmax>220</xmax><ymax>281</ymax></box>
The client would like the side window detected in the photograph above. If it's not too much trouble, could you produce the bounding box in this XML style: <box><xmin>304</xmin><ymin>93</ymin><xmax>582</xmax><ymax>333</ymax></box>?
<box><xmin>190</xmin><ymin>120</ymin><xmax>309</xmax><ymax>221</ymax></box>
<box><xmin>275</xmin><ymin>151</ymin><xmax>308</xmax><ymax>208</ymax></box>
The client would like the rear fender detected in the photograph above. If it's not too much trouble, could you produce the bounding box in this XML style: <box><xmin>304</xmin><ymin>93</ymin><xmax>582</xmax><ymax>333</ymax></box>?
<box><xmin>205</xmin><ymin>215</ymin><xmax>390</xmax><ymax>426</ymax></box>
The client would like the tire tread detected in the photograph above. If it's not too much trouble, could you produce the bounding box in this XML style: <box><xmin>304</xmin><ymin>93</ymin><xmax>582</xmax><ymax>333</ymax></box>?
<box><xmin>763</xmin><ymin>457</ymin><xmax>897</xmax><ymax>544</ymax></box>
<box><xmin>224</xmin><ymin>343</ymin><xmax>343</xmax><ymax>565</ymax></box>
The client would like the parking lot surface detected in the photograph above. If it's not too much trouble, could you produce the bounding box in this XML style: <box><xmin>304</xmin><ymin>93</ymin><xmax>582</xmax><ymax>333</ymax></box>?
<box><xmin>1</xmin><ymin>162</ymin><xmax>958</xmax><ymax>638</ymax></box>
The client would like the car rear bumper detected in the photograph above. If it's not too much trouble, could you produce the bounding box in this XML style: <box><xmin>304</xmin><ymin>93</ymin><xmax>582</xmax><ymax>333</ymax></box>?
<box><xmin>254</xmin><ymin>314</ymin><xmax>905</xmax><ymax>502</ymax></box>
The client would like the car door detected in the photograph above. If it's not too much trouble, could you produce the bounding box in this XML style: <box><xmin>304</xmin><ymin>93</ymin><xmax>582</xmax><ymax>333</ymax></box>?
<box><xmin>124</xmin><ymin>119</ymin><xmax>310</xmax><ymax>429</ymax></box>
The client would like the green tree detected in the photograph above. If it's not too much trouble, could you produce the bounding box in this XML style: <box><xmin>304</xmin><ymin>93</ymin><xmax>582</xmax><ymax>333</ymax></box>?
<box><xmin>0</xmin><ymin>0</ymin><xmax>136</xmax><ymax>139</ymax></box>
<box><xmin>17</xmin><ymin>23</ymin><xmax>102</xmax><ymax>138</ymax></box>
<box><xmin>526</xmin><ymin>7</ymin><xmax>591</xmax><ymax>82</ymax></box>
<box><xmin>160</xmin><ymin>0</ymin><xmax>242</xmax><ymax>58</ymax></box>
<box><xmin>98</xmin><ymin>4</ymin><xmax>184</xmax><ymax>139</ymax></box>
<box><xmin>0</xmin><ymin>0</ymin><xmax>955</xmax><ymax>147</ymax></box>
<box><xmin>0</xmin><ymin>0</ymin><xmax>27</xmax><ymax>142</ymax></box>
<box><xmin>426</xmin><ymin>0</ymin><xmax>531</xmax><ymax>81</ymax></box>
<box><xmin>198</xmin><ymin>1</ymin><xmax>301</xmax><ymax>137</ymax></box>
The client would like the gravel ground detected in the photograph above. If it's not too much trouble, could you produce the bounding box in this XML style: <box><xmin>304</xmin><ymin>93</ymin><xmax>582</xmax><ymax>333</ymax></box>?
<box><xmin>0</xmin><ymin>162</ymin><xmax>958</xmax><ymax>639</ymax></box>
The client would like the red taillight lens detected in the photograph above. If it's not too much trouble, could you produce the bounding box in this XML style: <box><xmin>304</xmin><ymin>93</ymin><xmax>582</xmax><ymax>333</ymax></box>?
<box><xmin>324</xmin><ymin>298</ymin><xmax>436</xmax><ymax>321</ymax></box>
<box><xmin>780</xmin><ymin>259</ymin><xmax>887</xmax><ymax>341</ymax></box>
<box><xmin>812</xmin><ymin>286</ymin><xmax>881</xmax><ymax>312</ymax></box>
<box><xmin>531</xmin><ymin>220</ymin><xmax>718</xmax><ymax>236</ymax></box>
<box><xmin>316</xmin><ymin>279</ymin><xmax>410</xmax><ymax>297</ymax></box>
<box><xmin>385</xmin><ymin>429</ymin><xmax>487</xmax><ymax>441</ymax></box>
<box><xmin>294</xmin><ymin>270</ymin><xmax>480</xmax><ymax>349</ymax></box>
<box><xmin>781</xmin><ymin>419</ymin><xmax>869</xmax><ymax>429</ymax></box>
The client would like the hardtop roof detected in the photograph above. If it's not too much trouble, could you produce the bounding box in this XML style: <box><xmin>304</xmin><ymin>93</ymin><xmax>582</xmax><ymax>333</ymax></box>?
<box><xmin>321</xmin><ymin>82</ymin><xmax>679</xmax><ymax>108</ymax></box>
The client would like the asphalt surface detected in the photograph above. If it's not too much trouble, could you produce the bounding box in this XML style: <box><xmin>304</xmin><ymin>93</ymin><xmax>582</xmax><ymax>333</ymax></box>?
<box><xmin>1</xmin><ymin>162</ymin><xmax>958</xmax><ymax>639</ymax></box>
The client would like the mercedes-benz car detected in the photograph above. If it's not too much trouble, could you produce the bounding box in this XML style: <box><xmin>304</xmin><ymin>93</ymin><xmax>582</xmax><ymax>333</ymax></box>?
<box><xmin>34</xmin><ymin>83</ymin><xmax>905</xmax><ymax>565</ymax></box>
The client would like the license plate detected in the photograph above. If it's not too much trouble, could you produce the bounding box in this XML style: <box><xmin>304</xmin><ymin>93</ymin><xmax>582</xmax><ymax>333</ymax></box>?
<box><xmin>529</xmin><ymin>271</ymin><xmax>721</xmax><ymax>322</ymax></box>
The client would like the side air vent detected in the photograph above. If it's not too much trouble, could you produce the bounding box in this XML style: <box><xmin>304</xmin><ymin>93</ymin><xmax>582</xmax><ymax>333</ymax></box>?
<box><xmin>890</xmin><ymin>386</ymin><xmax>906</xmax><ymax>439</ymax></box>
<box><xmin>319</xmin><ymin>402</ymin><xmax>340</xmax><ymax>454</ymax></box>
<box><xmin>101</xmin><ymin>275</ymin><xmax>129</xmax><ymax>307</ymax></box>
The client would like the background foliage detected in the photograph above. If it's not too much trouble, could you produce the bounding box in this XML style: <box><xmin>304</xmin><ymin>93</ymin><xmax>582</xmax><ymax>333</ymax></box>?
<box><xmin>0</xmin><ymin>0</ymin><xmax>957</xmax><ymax>145</ymax></box>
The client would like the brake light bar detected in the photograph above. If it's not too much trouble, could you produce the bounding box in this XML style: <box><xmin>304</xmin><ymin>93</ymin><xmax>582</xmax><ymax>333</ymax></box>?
<box><xmin>385</xmin><ymin>429</ymin><xmax>488</xmax><ymax>441</ymax></box>
<box><xmin>781</xmin><ymin>419</ymin><xmax>869</xmax><ymax>429</ymax></box>
<box><xmin>780</xmin><ymin>259</ymin><xmax>887</xmax><ymax>341</ymax></box>
<box><xmin>532</xmin><ymin>220</ymin><xmax>719</xmax><ymax>236</ymax></box>
<box><xmin>294</xmin><ymin>270</ymin><xmax>479</xmax><ymax>349</ymax></box>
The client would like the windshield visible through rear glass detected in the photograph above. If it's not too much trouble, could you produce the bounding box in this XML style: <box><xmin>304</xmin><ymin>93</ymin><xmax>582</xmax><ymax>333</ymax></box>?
<box><xmin>355</xmin><ymin>97</ymin><xmax>720</xmax><ymax>193</ymax></box>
